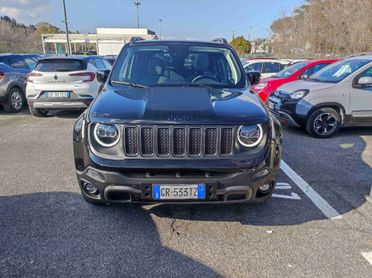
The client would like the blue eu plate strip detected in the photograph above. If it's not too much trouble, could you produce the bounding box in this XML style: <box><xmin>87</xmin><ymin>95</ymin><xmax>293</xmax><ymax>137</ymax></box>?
<box><xmin>153</xmin><ymin>184</ymin><xmax>161</xmax><ymax>200</ymax></box>
<box><xmin>197</xmin><ymin>184</ymin><xmax>206</xmax><ymax>199</ymax></box>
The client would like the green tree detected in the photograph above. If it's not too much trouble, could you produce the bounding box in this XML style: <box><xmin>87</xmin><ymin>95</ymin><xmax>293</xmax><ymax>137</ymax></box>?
<box><xmin>230</xmin><ymin>36</ymin><xmax>251</xmax><ymax>56</ymax></box>
<box><xmin>34</xmin><ymin>22</ymin><xmax>61</xmax><ymax>38</ymax></box>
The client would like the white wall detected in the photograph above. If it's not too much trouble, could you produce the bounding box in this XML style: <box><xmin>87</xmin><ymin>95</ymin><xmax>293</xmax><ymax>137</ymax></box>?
<box><xmin>96</xmin><ymin>28</ymin><xmax>151</xmax><ymax>35</ymax></box>
<box><xmin>97</xmin><ymin>41</ymin><xmax>125</xmax><ymax>55</ymax></box>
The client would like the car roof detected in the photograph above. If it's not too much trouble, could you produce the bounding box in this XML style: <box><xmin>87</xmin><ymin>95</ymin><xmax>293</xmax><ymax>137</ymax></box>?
<box><xmin>129</xmin><ymin>39</ymin><xmax>234</xmax><ymax>49</ymax></box>
<box><xmin>38</xmin><ymin>55</ymin><xmax>100</xmax><ymax>61</ymax></box>
<box><xmin>246</xmin><ymin>59</ymin><xmax>288</xmax><ymax>64</ymax></box>
<box><xmin>0</xmin><ymin>53</ymin><xmax>40</xmax><ymax>57</ymax></box>
<box><xmin>345</xmin><ymin>54</ymin><xmax>372</xmax><ymax>60</ymax></box>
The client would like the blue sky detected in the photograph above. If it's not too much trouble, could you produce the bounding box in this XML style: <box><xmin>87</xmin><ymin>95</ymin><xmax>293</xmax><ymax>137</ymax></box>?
<box><xmin>1</xmin><ymin>0</ymin><xmax>304</xmax><ymax>39</ymax></box>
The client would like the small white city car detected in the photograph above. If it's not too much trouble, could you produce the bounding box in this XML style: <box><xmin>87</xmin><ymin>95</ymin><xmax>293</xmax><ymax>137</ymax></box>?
<box><xmin>244</xmin><ymin>59</ymin><xmax>289</xmax><ymax>79</ymax></box>
<box><xmin>268</xmin><ymin>54</ymin><xmax>372</xmax><ymax>138</ymax></box>
<box><xmin>26</xmin><ymin>56</ymin><xmax>111</xmax><ymax>117</ymax></box>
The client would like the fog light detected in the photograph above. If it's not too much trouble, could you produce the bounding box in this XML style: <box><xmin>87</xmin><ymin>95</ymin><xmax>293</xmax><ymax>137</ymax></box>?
<box><xmin>259</xmin><ymin>184</ymin><xmax>271</xmax><ymax>192</ymax></box>
<box><xmin>84</xmin><ymin>182</ymin><xmax>98</xmax><ymax>194</ymax></box>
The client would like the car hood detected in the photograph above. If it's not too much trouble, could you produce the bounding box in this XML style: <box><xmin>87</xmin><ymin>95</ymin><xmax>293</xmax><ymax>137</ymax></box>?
<box><xmin>89</xmin><ymin>85</ymin><xmax>268</xmax><ymax>125</ymax></box>
<box><xmin>278</xmin><ymin>80</ymin><xmax>335</xmax><ymax>93</ymax></box>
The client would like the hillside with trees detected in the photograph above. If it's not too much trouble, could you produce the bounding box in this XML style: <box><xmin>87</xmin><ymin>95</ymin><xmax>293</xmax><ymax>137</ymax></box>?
<box><xmin>0</xmin><ymin>16</ymin><xmax>61</xmax><ymax>53</ymax></box>
<box><xmin>270</xmin><ymin>0</ymin><xmax>372</xmax><ymax>57</ymax></box>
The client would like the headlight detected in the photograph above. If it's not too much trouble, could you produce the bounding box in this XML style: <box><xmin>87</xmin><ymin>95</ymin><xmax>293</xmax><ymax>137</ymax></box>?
<box><xmin>290</xmin><ymin>89</ymin><xmax>309</xmax><ymax>100</ymax></box>
<box><xmin>254</xmin><ymin>83</ymin><xmax>267</xmax><ymax>90</ymax></box>
<box><xmin>73</xmin><ymin>115</ymin><xmax>85</xmax><ymax>142</ymax></box>
<box><xmin>94</xmin><ymin>124</ymin><xmax>120</xmax><ymax>147</ymax></box>
<box><xmin>238</xmin><ymin>124</ymin><xmax>264</xmax><ymax>147</ymax></box>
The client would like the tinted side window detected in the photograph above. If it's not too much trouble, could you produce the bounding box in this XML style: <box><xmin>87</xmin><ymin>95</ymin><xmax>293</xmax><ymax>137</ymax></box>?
<box><xmin>24</xmin><ymin>57</ymin><xmax>38</xmax><ymax>70</ymax></box>
<box><xmin>245</xmin><ymin>62</ymin><xmax>262</xmax><ymax>72</ymax></box>
<box><xmin>10</xmin><ymin>56</ymin><xmax>28</xmax><ymax>70</ymax></box>
<box><xmin>0</xmin><ymin>56</ymin><xmax>10</xmax><ymax>65</ymax></box>
<box><xmin>262</xmin><ymin>62</ymin><xmax>281</xmax><ymax>73</ymax></box>
<box><xmin>312</xmin><ymin>63</ymin><xmax>330</xmax><ymax>74</ymax></box>
<box><xmin>93</xmin><ymin>59</ymin><xmax>105</xmax><ymax>70</ymax></box>
<box><xmin>101</xmin><ymin>59</ymin><xmax>112</xmax><ymax>70</ymax></box>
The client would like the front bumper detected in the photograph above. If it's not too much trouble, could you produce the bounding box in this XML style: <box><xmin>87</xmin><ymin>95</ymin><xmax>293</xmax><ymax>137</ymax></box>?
<box><xmin>267</xmin><ymin>96</ymin><xmax>305</xmax><ymax>127</ymax></box>
<box><xmin>74</xmin><ymin>136</ymin><xmax>281</xmax><ymax>204</ymax></box>
<box><xmin>76</xmin><ymin>164</ymin><xmax>279</xmax><ymax>204</ymax></box>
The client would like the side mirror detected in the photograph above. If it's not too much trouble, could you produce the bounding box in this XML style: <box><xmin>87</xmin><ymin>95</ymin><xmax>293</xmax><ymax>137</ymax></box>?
<box><xmin>97</xmin><ymin>69</ymin><xmax>110</xmax><ymax>83</ymax></box>
<box><xmin>300</xmin><ymin>74</ymin><xmax>309</xmax><ymax>80</ymax></box>
<box><xmin>247</xmin><ymin>71</ymin><xmax>261</xmax><ymax>85</ymax></box>
<box><xmin>357</xmin><ymin>76</ymin><xmax>372</xmax><ymax>87</ymax></box>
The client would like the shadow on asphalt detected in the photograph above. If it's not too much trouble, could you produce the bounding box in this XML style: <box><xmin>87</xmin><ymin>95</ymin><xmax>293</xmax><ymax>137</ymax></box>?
<box><xmin>0</xmin><ymin>192</ymin><xmax>221</xmax><ymax>278</ymax></box>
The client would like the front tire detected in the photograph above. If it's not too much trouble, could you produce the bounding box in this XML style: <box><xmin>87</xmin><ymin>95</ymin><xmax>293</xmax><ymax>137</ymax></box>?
<box><xmin>29</xmin><ymin>107</ymin><xmax>49</xmax><ymax>117</ymax></box>
<box><xmin>306</xmin><ymin>108</ymin><xmax>341</xmax><ymax>138</ymax></box>
<box><xmin>3</xmin><ymin>87</ymin><xmax>25</xmax><ymax>113</ymax></box>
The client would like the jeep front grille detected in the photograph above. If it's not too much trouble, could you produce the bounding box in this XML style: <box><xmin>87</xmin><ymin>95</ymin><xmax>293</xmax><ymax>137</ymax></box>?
<box><xmin>123</xmin><ymin>126</ymin><xmax>234</xmax><ymax>158</ymax></box>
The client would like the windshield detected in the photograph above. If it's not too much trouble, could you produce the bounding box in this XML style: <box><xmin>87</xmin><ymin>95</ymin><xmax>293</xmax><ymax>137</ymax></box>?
<box><xmin>35</xmin><ymin>59</ymin><xmax>86</xmax><ymax>72</ymax></box>
<box><xmin>310</xmin><ymin>58</ymin><xmax>371</xmax><ymax>83</ymax></box>
<box><xmin>272</xmin><ymin>61</ymin><xmax>309</xmax><ymax>78</ymax></box>
<box><xmin>111</xmin><ymin>43</ymin><xmax>245</xmax><ymax>88</ymax></box>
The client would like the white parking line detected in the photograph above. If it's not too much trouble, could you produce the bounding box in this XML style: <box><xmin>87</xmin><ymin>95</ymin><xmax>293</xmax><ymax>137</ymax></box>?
<box><xmin>280</xmin><ymin>160</ymin><xmax>342</xmax><ymax>220</ymax></box>
<box><xmin>361</xmin><ymin>252</ymin><xmax>372</xmax><ymax>265</ymax></box>
<box><xmin>272</xmin><ymin>192</ymin><xmax>301</xmax><ymax>200</ymax></box>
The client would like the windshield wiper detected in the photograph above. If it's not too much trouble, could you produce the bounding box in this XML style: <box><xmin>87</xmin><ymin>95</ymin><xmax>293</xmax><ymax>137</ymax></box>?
<box><xmin>182</xmin><ymin>83</ymin><xmax>216</xmax><ymax>90</ymax></box>
<box><xmin>111</xmin><ymin>80</ymin><xmax>148</xmax><ymax>88</ymax></box>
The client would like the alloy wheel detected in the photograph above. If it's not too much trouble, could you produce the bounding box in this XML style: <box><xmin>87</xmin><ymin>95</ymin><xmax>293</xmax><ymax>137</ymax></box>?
<box><xmin>10</xmin><ymin>90</ymin><xmax>23</xmax><ymax>110</ymax></box>
<box><xmin>313</xmin><ymin>113</ymin><xmax>338</xmax><ymax>136</ymax></box>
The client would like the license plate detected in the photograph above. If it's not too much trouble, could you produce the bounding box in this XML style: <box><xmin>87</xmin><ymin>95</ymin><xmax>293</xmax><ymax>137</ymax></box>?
<box><xmin>46</xmin><ymin>92</ymin><xmax>70</xmax><ymax>98</ymax></box>
<box><xmin>152</xmin><ymin>184</ymin><xmax>206</xmax><ymax>200</ymax></box>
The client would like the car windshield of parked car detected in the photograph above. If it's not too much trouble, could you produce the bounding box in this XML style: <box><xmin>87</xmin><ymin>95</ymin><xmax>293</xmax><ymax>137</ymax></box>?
<box><xmin>111</xmin><ymin>43</ymin><xmax>245</xmax><ymax>88</ymax></box>
<box><xmin>309</xmin><ymin>59</ymin><xmax>371</xmax><ymax>83</ymax></box>
<box><xmin>272</xmin><ymin>61</ymin><xmax>310</xmax><ymax>78</ymax></box>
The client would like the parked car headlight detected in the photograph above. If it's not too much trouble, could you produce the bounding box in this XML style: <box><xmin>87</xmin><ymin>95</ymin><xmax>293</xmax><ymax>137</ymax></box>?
<box><xmin>290</xmin><ymin>89</ymin><xmax>309</xmax><ymax>100</ymax></box>
<box><xmin>94</xmin><ymin>124</ymin><xmax>120</xmax><ymax>147</ymax></box>
<box><xmin>254</xmin><ymin>83</ymin><xmax>268</xmax><ymax>90</ymax></box>
<box><xmin>238</xmin><ymin>124</ymin><xmax>264</xmax><ymax>147</ymax></box>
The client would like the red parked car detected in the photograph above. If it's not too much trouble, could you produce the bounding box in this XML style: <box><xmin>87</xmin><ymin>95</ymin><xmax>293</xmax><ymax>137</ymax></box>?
<box><xmin>251</xmin><ymin>59</ymin><xmax>338</xmax><ymax>102</ymax></box>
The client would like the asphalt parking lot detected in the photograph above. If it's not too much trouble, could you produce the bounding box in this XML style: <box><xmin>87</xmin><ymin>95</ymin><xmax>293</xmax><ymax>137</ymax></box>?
<box><xmin>0</xmin><ymin>109</ymin><xmax>371</xmax><ymax>278</ymax></box>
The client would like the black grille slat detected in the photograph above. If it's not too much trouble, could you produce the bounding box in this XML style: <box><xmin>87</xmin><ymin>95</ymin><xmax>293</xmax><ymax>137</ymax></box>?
<box><xmin>173</xmin><ymin>128</ymin><xmax>186</xmax><ymax>156</ymax></box>
<box><xmin>141</xmin><ymin>127</ymin><xmax>154</xmax><ymax>155</ymax></box>
<box><xmin>125</xmin><ymin>127</ymin><xmax>138</xmax><ymax>155</ymax></box>
<box><xmin>205</xmin><ymin>128</ymin><xmax>218</xmax><ymax>155</ymax></box>
<box><xmin>157</xmin><ymin>128</ymin><xmax>170</xmax><ymax>156</ymax></box>
<box><xmin>189</xmin><ymin>128</ymin><xmax>202</xmax><ymax>155</ymax></box>
<box><xmin>123</xmin><ymin>126</ymin><xmax>234</xmax><ymax>158</ymax></box>
<box><xmin>220</xmin><ymin>128</ymin><xmax>233</xmax><ymax>155</ymax></box>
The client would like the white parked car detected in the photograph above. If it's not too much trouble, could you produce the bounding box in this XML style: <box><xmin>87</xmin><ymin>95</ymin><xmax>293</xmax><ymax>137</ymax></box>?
<box><xmin>26</xmin><ymin>56</ymin><xmax>111</xmax><ymax>117</ymax></box>
<box><xmin>268</xmin><ymin>54</ymin><xmax>372</xmax><ymax>138</ymax></box>
<box><xmin>244</xmin><ymin>59</ymin><xmax>289</xmax><ymax>78</ymax></box>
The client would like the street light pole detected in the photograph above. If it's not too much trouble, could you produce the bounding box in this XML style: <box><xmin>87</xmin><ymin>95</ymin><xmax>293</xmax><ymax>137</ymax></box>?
<box><xmin>159</xmin><ymin>19</ymin><xmax>162</xmax><ymax>40</ymax></box>
<box><xmin>62</xmin><ymin>0</ymin><xmax>72</xmax><ymax>55</ymax></box>
<box><xmin>134</xmin><ymin>1</ymin><xmax>141</xmax><ymax>28</ymax></box>
<box><xmin>248</xmin><ymin>26</ymin><xmax>253</xmax><ymax>57</ymax></box>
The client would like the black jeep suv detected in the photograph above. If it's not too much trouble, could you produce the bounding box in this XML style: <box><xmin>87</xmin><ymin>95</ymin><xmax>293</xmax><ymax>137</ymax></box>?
<box><xmin>73</xmin><ymin>39</ymin><xmax>282</xmax><ymax>205</ymax></box>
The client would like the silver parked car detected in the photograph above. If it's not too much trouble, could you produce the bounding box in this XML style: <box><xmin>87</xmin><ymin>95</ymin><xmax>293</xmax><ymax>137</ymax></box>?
<box><xmin>0</xmin><ymin>62</ymin><xmax>28</xmax><ymax>113</ymax></box>
<box><xmin>268</xmin><ymin>54</ymin><xmax>372</xmax><ymax>138</ymax></box>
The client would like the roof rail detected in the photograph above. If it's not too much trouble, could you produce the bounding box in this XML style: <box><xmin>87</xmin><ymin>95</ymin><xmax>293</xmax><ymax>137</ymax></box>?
<box><xmin>130</xmin><ymin>37</ymin><xmax>145</xmax><ymax>43</ymax></box>
<box><xmin>212</xmin><ymin>38</ymin><xmax>228</xmax><ymax>44</ymax></box>
<box><xmin>346</xmin><ymin>52</ymin><xmax>372</xmax><ymax>58</ymax></box>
